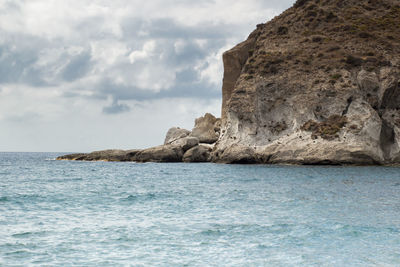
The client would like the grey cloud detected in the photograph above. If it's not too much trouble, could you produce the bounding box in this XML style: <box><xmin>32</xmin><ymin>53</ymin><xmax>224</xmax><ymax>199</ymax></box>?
<box><xmin>0</xmin><ymin>43</ymin><xmax>46</xmax><ymax>86</ymax></box>
<box><xmin>71</xmin><ymin>24</ymin><xmax>226</xmax><ymax>106</ymax></box>
<box><xmin>62</xmin><ymin>51</ymin><xmax>92</xmax><ymax>82</ymax></box>
<box><xmin>158</xmin><ymin>0</ymin><xmax>215</xmax><ymax>7</ymax></box>
<box><xmin>122</xmin><ymin>18</ymin><xmax>235</xmax><ymax>41</ymax></box>
<box><xmin>0</xmin><ymin>34</ymin><xmax>88</xmax><ymax>86</ymax></box>
<box><xmin>0</xmin><ymin>0</ymin><xmax>21</xmax><ymax>14</ymax></box>
<box><xmin>165</xmin><ymin>39</ymin><xmax>225</xmax><ymax>67</ymax></box>
<box><xmin>102</xmin><ymin>99</ymin><xmax>130</xmax><ymax>114</ymax></box>
<box><xmin>259</xmin><ymin>0</ymin><xmax>295</xmax><ymax>10</ymax></box>
<box><xmin>92</xmin><ymin>69</ymin><xmax>220</xmax><ymax>103</ymax></box>
<box><xmin>0</xmin><ymin>1</ymin><xmax>293</xmax><ymax>116</ymax></box>
<box><xmin>5</xmin><ymin>112</ymin><xmax>41</xmax><ymax>123</ymax></box>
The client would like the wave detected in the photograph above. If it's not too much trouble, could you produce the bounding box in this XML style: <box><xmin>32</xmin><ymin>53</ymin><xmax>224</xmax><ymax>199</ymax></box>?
<box><xmin>120</xmin><ymin>192</ymin><xmax>159</xmax><ymax>203</ymax></box>
<box><xmin>12</xmin><ymin>232</ymin><xmax>33</xmax><ymax>238</ymax></box>
<box><xmin>12</xmin><ymin>231</ymin><xmax>49</xmax><ymax>238</ymax></box>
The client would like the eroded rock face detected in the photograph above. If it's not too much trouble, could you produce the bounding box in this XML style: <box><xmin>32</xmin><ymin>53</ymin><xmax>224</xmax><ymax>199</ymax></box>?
<box><xmin>213</xmin><ymin>0</ymin><xmax>400</xmax><ymax>165</ymax></box>
<box><xmin>164</xmin><ymin>127</ymin><xmax>191</xmax><ymax>145</ymax></box>
<box><xmin>221</xmin><ymin>37</ymin><xmax>256</xmax><ymax>121</ymax></box>
<box><xmin>215</xmin><ymin>145</ymin><xmax>258</xmax><ymax>164</ymax></box>
<box><xmin>134</xmin><ymin>145</ymin><xmax>183</xmax><ymax>163</ymax></box>
<box><xmin>183</xmin><ymin>145</ymin><xmax>212</xmax><ymax>163</ymax></box>
<box><xmin>171</xmin><ymin>137</ymin><xmax>199</xmax><ymax>152</ymax></box>
<box><xmin>190</xmin><ymin>113</ymin><xmax>221</xmax><ymax>144</ymax></box>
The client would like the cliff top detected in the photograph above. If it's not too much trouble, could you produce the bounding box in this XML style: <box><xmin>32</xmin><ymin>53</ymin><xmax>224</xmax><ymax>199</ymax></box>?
<box><xmin>241</xmin><ymin>0</ymin><xmax>400</xmax><ymax>79</ymax></box>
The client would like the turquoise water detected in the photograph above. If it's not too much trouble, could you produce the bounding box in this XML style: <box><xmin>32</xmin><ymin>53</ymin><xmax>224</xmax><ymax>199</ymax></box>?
<box><xmin>0</xmin><ymin>152</ymin><xmax>400</xmax><ymax>266</ymax></box>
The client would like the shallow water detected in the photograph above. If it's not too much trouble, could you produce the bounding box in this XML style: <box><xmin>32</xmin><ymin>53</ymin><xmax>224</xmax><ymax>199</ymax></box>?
<box><xmin>0</xmin><ymin>152</ymin><xmax>399</xmax><ymax>266</ymax></box>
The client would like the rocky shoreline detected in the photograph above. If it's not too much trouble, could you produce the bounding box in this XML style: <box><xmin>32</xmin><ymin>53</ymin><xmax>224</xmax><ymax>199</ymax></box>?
<box><xmin>58</xmin><ymin>0</ymin><xmax>400</xmax><ymax>165</ymax></box>
<box><xmin>57</xmin><ymin>113</ymin><xmax>221</xmax><ymax>163</ymax></box>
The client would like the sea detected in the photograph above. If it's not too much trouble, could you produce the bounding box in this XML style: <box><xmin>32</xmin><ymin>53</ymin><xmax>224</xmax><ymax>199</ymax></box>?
<box><xmin>0</xmin><ymin>152</ymin><xmax>399</xmax><ymax>266</ymax></box>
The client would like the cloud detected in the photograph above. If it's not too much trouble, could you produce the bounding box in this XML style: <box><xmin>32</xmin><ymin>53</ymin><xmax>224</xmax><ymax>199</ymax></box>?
<box><xmin>0</xmin><ymin>0</ymin><xmax>296</xmax><ymax>151</ymax></box>
<box><xmin>0</xmin><ymin>41</ymin><xmax>44</xmax><ymax>86</ymax></box>
<box><xmin>128</xmin><ymin>40</ymin><xmax>156</xmax><ymax>64</ymax></box>
<box><xmin>102</xmin><ymin>99</ymin><xmax>130</xmax><ymax>114</ymax></box>
<box><xmin>61</xmin><ymin>50</ymin><xmax>92</xmax><ymax>82</ymax></box>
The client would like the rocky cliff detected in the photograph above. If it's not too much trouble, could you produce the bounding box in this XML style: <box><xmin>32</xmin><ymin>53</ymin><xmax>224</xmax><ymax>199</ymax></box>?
<box><xmin>58</xmin><ymin>0</ymin><xmax>400</xmax><ymax>165</ymax></box>
<box><xmin>212</xmin><ymin>0</ymin><xmax>400</xmax><ymax>165</ymax></box>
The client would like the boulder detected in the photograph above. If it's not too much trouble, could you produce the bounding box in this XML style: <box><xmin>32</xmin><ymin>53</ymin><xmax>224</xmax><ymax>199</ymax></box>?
<box><xmin>213</xmin><ymin>145</ymin><xmax>258</xmax><ymax>164</ymax></box>
<box><xmin>56</xmin><ymin>153</ymin><xmax>86</xmax><ymax>160</ymax></box>
<box><xmin>164</xmin><ymin>127</ymin><xmax>190</xmax><ymax>145</ymax></box>
<box><xmin>56</xmin><ymin>149</ymin><xmax>141</xmax><ymax>161</ymax></box>
<box><xmin>134</xmin><ymin>145</ymin><xmax>183</xmax><ymax>162</ymax></box>
<box><xmin>183</xmin><ymin>145</ymin><xmax>211</xmax><ymax>162</ymax></box>
<box><xmin>171</xmin><ymin>137</ymin><xmax>199</xmax><ymax>152</ymax></box>
<box><xmin>190</xmin><ymin>113</ymin><xmax>221</xmax><ymax>144</ymax></box>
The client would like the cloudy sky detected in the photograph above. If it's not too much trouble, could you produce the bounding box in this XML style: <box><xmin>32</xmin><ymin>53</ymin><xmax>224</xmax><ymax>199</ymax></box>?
<box><xmin>0</xmin><ymin>0</ymin><xmax>294</xmax><ymax>152</ymax></box>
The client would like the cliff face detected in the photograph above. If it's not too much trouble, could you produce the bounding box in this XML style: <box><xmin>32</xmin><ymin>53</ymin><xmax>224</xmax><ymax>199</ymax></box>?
<box><xmin>58</xmin><ymin>0</ymin><xmax>400</xmax><ymax>165</ymax></box>
<box><xmin>213</xmin><ymin>0</ymin><xmax>400</xmax><ymax>164</ymax></box>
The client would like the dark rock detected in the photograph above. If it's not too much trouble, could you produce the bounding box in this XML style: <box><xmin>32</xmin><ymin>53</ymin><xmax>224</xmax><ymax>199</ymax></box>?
<box><xmin>183</xmin><ymin>145</ymin><xmax>211</xmax><ymax>162</ymax></box>
<box><xmin>213</xmin><ymin>145</ymin><xmax>258</xmax><ymax>164</ymax></box>
<box><xmin>134</xmin><ymin>145</ymin><xmax>183</xmax><ymax>162</ymax></box>
<box><xmin>56</xmin><ymin>153</ymin><xmax>86</xmax><ymax>160</ymax></box>
<box><xmin>171</xmin><ymin>137</ymin><xmax>199</xmax><ymax>152</ymax></box>
<box><xmin>56</xmin><ymin>149</ymin><xmax>141</xmax><ymax>162</ymax></box>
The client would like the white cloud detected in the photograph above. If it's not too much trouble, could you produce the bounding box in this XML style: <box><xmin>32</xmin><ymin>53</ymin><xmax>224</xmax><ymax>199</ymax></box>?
<box><xmin>129</xmin><ymin>40</ymin><xmax>156</xmax><ymax>64</ymax></box>
<box><xmin>90</xmin><ymin>40</ymin><xmax>129</xmax><ymax>67</ymax></box>
<box><xmin>198</xmin><ymin>43</ymin><xmax>234</xmax><ymax>86</ymax></box>
<box><xmin>0</xmin><ymin>0</ymin><xmax>295</xmax><ymax>151</ymax></box>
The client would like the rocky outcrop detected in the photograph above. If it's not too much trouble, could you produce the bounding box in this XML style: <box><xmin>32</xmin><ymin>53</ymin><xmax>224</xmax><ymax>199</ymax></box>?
<box><xmin>215</xmin><ymin>145</ymin><xmax>258</xmax><ymax>164</ymax></box>
<box><xmin>183</xmin><ymin>145</ymin><xmax>212</xmax><ymax>162</ymax></box>
<box><xmin>134</xmin><ymin>145</ymin><xmax>184</xmax><ymax>163</ymax></box>
<box><xmin>171</xmin><ymin>137</ymin><xmax>199</xmax><ymax>152</ymax></box>
<box><xmin>56</xmin><ymin>149</ymin><xmax>140</xmax><ymax>161</ymax></box>
<box><xmin>57</xmin><ymin>114</ymin><xmax>220</xmax><ymax>163</ymax></box>
<box><xmin>164</xmin><ymin>127</ymin><xmax>191</xmax><ymax>145</ymax></box>
<box><xmin>190</xmin><ymin>113</ymin><xmax>221</xmax><ymax>144</ymax></box>
<box><xmin>212</xmin><ymin>0</ymin><xmax>400</xmax><ymax>165</ymax></box>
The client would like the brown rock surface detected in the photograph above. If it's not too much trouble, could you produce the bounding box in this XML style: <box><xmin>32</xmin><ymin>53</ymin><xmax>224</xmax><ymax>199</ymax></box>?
<box><xmin>164</xmin><ymin>127</ymin><xmax>191</xmax><ymax>145</ymax></box>
<box><xmin>190</xmin><ymin>113</ymin><xmax>221</xmax><ymax>144</ymax></box>
<box><xmin>171</xmin><ymin>137</ymin><xmax>199</xmax><ymax>152</ymax></box>
<box><xmin>134</xmin><ymin>145</ymin><xmax>183</xmax><ymax>163</ymax></box>
<box><xmin>182</xmin><ymin>145</ymin><xmax>212</xmax><ymax>162</ymax></box>
<box><xmin>56</xmin><ymin>149</ymin><xmax>140</xmax><ymax>162</ymax></box>
<box><xmin>212</xmin><ymin>0</ymin><xmax>400</xmax><ymax>165</ymax></box>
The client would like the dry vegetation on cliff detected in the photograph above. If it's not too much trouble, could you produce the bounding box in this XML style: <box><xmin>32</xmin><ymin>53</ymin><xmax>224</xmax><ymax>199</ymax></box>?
<box><xmin>215</xmin><ymin>0</ymin><xmax>400</xmax><ymax>165</ymax></box>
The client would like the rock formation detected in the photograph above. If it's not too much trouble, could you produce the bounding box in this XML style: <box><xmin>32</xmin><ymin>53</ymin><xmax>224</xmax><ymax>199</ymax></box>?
<box><xmin>190</xmin><ymin>113</ymin><xmax>221</xmax><ymax>143</ymax></box>
<box><xmin>58</xmin><ymin>0</ymin><xmax>400</xmax><ymax>165</ymax></box>
<box><xmin>56</xmin><ymin>149</ymin><xmax>140</xmax><ymax>161</ymax></box>
<box><xmin>164</xmin><ymin>127</ymin><xmax>191</xmax><ymax>145</ymax></box>
<box><xmin>56</xmin><ymin>116</ymin><xmax>216</xmax><ymax>163</ymax></box>
<box><xmin>212</xmin><ymin>0</ymin><xmax>400</xmax><ymax>165</ymax></box>
<box><xmin>183</xmin><ymin>144</ymin><xmax>212</xmax><ymax>162</ymax></box>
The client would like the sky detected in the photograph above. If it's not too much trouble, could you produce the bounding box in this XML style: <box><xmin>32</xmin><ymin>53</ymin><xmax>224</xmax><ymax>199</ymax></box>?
<box><xmin>0</xmin><ymin>0</ymin><xmax>295</xmax><ymax>152</ymax></box>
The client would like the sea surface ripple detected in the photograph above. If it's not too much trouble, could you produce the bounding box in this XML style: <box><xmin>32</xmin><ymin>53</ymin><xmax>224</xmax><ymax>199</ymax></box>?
<box><xmin>0</xmin><ymin>152</ymin><xmax>399</xmax><ymax>266</ymax></box>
